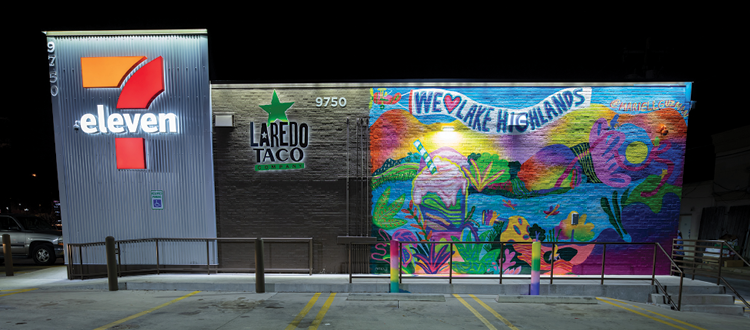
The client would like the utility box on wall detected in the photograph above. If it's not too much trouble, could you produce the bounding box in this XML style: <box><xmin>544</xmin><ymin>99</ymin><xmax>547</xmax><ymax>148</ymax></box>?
<box><xmin>46</xmin><ymin>30</ymin><xmax>217</xmax><ymax>273</ymax></box>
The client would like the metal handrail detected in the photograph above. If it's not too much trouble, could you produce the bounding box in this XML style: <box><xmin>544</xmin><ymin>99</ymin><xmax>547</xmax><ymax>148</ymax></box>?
<box><xmin>349</xmin><ymin>240</ymin><xmax>683</xmax><ymax>309</ymax></box>
<box><xmin>674</xmin><ymin>238</ymin><xmax>749</xmax><ymax>311</ymax></box>
<box><xmin>66</xmin><ymin>237</ymin><xmax>313</xmax><ymax>279</ymax></box>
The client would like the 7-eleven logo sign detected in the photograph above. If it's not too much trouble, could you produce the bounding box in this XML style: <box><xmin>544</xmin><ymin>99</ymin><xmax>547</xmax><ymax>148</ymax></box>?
<box><xmin>79</xmin><ymin>56</ymin><xmax>178</xmax><ymax>169</ymax></box>
<box><xmin>81</xmin><ymin>56</ymin><xmax>164</xmax><ymax>108</ymax></box>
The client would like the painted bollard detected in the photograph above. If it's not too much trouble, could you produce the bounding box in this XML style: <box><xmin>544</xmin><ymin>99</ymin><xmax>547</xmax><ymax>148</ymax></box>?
<box><xmin>390</xmin><ymin>239</ymin><xmax>399</xmax><ymax>293</ymax></box>
<box><xmin>530</xmin><ymin>240</ymin><xmax>541</xmax><ymax>295</ymax></box>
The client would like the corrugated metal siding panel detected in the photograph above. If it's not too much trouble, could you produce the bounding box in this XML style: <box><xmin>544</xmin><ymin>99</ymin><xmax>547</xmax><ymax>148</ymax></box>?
<box><xmin>48</xmin><ymin>33</ymin><xmax>216</xmax><ymax>265</ymax></box>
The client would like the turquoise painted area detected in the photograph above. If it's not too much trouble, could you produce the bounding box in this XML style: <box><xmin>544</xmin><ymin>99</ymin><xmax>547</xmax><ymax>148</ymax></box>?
<box><xmin>373</xmin><ymin>178</ymin><xmax>647</xmax><ymax>243</ymax></box>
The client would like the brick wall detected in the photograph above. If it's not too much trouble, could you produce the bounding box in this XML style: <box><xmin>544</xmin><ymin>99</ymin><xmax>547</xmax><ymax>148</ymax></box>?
<box><xmin>212</xmin><ymin>84</ymin><xmax>690</xmax><ymax>276</ymax></box>
<box><xmin>212</xmin><ymin>86</ymin><xmax>370</xmax><ymax>273</ymax></box>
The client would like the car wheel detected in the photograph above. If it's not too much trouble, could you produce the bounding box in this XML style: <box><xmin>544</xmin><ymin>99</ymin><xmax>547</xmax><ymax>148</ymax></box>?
<box><xmin>32</xmin><ymin>245</ymin><xmax>56</xmax><ymax>265</ymax></box>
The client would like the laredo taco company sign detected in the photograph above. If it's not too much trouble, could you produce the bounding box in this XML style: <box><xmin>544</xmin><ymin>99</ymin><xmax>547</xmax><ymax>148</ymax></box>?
<box><xmin>251</xmin><ymin>90</ymin><xmax>309</xmax><ymax>171</ymax></box>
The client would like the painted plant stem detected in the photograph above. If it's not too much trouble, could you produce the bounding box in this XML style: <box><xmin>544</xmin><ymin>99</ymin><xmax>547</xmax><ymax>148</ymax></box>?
<box><xmin>600</xmin><ymin>189</ymin><xmax>631</xmax><ymax>242</ymax></box>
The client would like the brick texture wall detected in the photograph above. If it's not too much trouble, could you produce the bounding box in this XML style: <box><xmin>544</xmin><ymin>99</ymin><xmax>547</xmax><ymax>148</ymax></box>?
<box><xmin>212</xmin><ymin>87</ymin><xmax>371</xmax><ymax>273</ymax></box>
<box><xmin>212</xmin><ymin>84</ymin><xmax>690</xmax><ymax>276</ymax></box>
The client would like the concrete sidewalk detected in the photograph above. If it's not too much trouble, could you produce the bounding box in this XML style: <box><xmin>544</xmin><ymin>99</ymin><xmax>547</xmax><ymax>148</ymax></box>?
<box><xmin>0</xmin><ymin>265</ymin><xmax>729</xmax><ymax>304</ymax></box>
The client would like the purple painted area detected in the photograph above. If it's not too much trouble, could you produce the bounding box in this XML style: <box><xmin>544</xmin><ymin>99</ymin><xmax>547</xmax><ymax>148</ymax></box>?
<box><xmin>576</xmin><ymin>193</ymin><xmax>681</xmax><ymax>275</ymax></box>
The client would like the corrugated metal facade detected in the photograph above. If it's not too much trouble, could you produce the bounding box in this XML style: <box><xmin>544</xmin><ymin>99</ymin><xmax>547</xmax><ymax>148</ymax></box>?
<box><xmin>47</xmin><ymin>31</ymin><xmax>216</xmax><ymax>265</ymax></box>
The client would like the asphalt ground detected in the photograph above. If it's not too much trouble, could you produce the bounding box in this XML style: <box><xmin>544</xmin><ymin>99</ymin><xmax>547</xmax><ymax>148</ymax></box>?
<box><xmin>2</xmin><ymin>261</ymin><xmax>749</xmax><ymax>329</ymax></box>
<box><xmin>1</xmin><ymin>289</ymin><xmax>749</xmax><ymax>329</ymax></box>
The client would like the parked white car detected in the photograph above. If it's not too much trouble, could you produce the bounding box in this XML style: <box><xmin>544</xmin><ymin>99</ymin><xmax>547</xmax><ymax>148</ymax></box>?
<box><xmin>0</xmin><ymin>214</ymin><xmax>63</xmax><ymax>265</ymax></box>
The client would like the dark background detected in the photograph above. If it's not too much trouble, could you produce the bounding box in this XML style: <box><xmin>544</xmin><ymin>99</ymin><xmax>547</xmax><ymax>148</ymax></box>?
<box><xmin>2</xmin><ymin>9</ymin><xmax>738</xmax><ymax>215</ymax></box>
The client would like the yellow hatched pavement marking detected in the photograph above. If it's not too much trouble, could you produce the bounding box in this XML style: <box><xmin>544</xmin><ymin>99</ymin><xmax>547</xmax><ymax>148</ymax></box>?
<box><xmin>597</xmin><ymin>297</ymin><xmax>688</xmax><ymax>330</ymax></box>
<box><xmin>469</xmin><ymin>294</ymin><xmax>519</xmax><ymax>330</ymax></box>
<box><xmin>0</xmin><ymin>288</ymin><xmax>37</xmax><ymax>297</ymax></box>
<box><xmin>92</xmin><ymin>290</ymin><xmax>200</xmax><ymax>330</ymax></box>
<box><xmin>285</xmin><ymin>292</ymin><xmax>321</xmax><ymax>330</ymax></box>
<box><xmin>606</xmin><ymin>297</ymin><xmax>706</xmax><ymax>330</ymax></box>
<box><xmin>454</xmin><ymin>294</ymin><xmax>497</xmax><ymax>330</ymax></box>
<box><xmin>308</xmin><ymin>293</ymin><xmax>336</xmax><ymax>330</ymax></box>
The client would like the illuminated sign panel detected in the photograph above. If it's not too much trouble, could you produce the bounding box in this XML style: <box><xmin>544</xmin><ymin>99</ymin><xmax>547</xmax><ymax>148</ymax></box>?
<box><xmin>71</xmin><ymin>55</ymin><xmax>179</xmax><ymax>169</ymax></box>
<box><xmin>250</xmin><ymin>90</ymin><xmax>310</xmax><ymax>171</ymax></box>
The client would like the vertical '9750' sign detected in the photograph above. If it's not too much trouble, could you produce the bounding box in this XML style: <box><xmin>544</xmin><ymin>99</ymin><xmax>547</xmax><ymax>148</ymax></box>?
<box><xmin>47</xmin><ymin>42</ymin><xmax>58</xmax><ymax>96</ymax></box>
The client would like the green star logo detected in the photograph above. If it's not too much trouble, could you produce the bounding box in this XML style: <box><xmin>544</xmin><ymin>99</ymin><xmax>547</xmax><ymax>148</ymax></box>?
<box><xmin>259</xmin><ymin>90</ymin><xmax>294</xmax><ymax>124</ymax></box>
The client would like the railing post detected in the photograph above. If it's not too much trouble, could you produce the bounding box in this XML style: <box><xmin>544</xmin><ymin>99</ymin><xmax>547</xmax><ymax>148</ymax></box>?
<box><xmin>717</xmin><ymin>241</ymin><xmax>723</xmax><ymax>285</ymax></box>
<box><xmin>499</xmin><ymin>242</ymin><xmax>504</xmax><ymax>284</ymax></box>
<box><xmin>309</xmin><ymin>238</ymin><xmax>313</xmax><ymax>276</ymax></box>
<box><xmin>348</xmin><ymin>243</ymin><xmax>352</xmax><ymax>283</ymax></box>
<box><xmin>651</xmin><ymin>243</ymin><xmax>657</xmax><ymax>285</ymax></box>
<box><xmin>206</xmin><ymin>239</ymin><xmax>210</xmax><ymax>275</ymax></box>
<box><xmin>66</xmin><ymin>244</ymin><xmax>71</xmax><ymax>280</ymax></box>
<box><xmin>449</xmin><ymin>242</ymin><xmax>453</xmax><ymax>284</ymax></box>
<box><xmin>78</xmin><ymin>245</ymin><xmax>83</xmax><ymax>280</ymax></box>
<box><xmin>550</xmin><ymin>242</ymin><xmax>555</xmax><ymax>284</ymax></box>
<box><xmin>155</xmin><ymin>239</ymin><xmax>160</xmax><ymax>275</ymax></box>
<box><xmin>117</xmin><ymin>242</ymin><xmax>122</xmax><ymax>278</ymax></box>
<box><xmin>255</xmin><ymin>238</ymin><xmax>265</xmax><ymax>293</ymax></box>
<box><xmin>601</xmin><ymin>244</ymin><xmax>607</xmax><ymax>285</ymax></box>
<box><xmin>3</xmin><ymin>234</ymin><xmax>13</xmax><ymax>277</ymax></box>
<box><xmin>105</xmin><ymin>236</ymin><xmax>118</xmax><ymax>291</ymax></box>
<box><xmin>678</xmin><ymin>271</ymin><xmax>684</xmax><ymax>311</ymax></box>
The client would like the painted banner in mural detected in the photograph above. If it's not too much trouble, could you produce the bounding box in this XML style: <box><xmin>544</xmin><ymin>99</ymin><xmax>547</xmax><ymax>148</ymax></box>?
<box><xmin>369</xmin><ymin>85</ymin><xmax>691</xmax><ymax>276</ymax></box>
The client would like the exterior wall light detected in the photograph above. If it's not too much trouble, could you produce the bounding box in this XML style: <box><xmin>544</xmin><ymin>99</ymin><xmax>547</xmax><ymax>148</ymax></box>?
<box><xmin>214</xmin><ymin>113</ymin><xmax>235</xmax><ymax>127</ymax></box>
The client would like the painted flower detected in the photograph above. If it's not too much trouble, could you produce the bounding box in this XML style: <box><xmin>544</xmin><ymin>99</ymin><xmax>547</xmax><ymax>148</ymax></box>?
<box><xmin>555</xmin><ymin>211</ymin><xmax>595</xmax><ymax>242</ymax></box>
<box><xmin>481</xmin><ymin>210</ymin><xmax>500</xmax><ymax>226</ymax></box>
<box><xmin>502</xmin><ymin>199</ymin><xmax>517</xmax><ymax>210</ymax></box>
<box><xmin>543</xmin><ymin>204</ymin><xmax>560</xmax><ymax>218</ymax></box>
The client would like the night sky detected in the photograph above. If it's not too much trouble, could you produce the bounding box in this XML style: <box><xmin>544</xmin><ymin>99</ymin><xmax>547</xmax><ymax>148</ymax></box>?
<box><xmin>2</xmin><ymin>9</ymin><xmax>738</xmax><ymax>214</ymax></box>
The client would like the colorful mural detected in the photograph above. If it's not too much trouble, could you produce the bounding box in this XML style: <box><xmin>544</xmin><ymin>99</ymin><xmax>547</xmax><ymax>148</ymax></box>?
<box><xmin>369</xmin><ymin>85</ymin><xmax>690</xmax><ymax>276</ymax></box>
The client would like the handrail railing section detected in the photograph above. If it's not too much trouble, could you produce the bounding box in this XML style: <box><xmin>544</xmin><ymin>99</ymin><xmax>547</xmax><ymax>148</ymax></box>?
<box><xmin>347</xmin><ymin>240</ymin><xmax>684</xmax><ymax>310</ymax></box>
<box><xmin>66</xmin><ymin>237</ymin><xmax>313</xmax><ymax>280</ymax></box>
<box><xmin>673</xmin><ymin>238</ymin><xmax>749</xmax><ymax>312</ymax></box>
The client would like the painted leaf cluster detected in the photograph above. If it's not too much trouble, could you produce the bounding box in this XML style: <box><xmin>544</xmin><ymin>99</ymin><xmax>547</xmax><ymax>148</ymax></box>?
<box><xmin>373</xmin><ymin>187</ymin><xmax>407</xmax><ymax>230</ymax></box>
<box><xmin>466</xmin><ymin>153</ymin><xmax>510</xmax><ymax>192</ymax></box>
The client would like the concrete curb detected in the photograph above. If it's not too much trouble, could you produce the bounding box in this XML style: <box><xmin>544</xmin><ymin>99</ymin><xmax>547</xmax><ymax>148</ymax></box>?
<box><xmin>348</xmin><ymin>293</ymin><xmax>446</xmax><ymax>301</ymax></box>
<box><xmin>495</xmin><ymin>295</ymin><xmax>598</xmax><ymax>304</ymax></box>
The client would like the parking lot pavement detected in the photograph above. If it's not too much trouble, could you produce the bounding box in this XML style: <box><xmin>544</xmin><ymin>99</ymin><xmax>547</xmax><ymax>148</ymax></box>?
<box><xmin>2</xmin><ymin>290</ymin><xmax>749</xmax><ymax>329</ymax></box>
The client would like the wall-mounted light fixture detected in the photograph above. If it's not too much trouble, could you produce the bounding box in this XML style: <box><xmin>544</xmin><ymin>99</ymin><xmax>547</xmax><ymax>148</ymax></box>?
<box><xmin>214</xmin><ymin>112</ymin><xmax>235</xmax><ymax>127</ymax></box>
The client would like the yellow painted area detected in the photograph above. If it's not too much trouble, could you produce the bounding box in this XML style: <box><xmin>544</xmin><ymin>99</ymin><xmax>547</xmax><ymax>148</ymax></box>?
<box><xmin>469</xmin><ymin>294</ymin><xmax>519</xmax><ymax>330</ymax></box>
<box><xmin>0</xmin><ymin>288</ymin><xmax>37</xmax><ymax>297</ymax></box>
<box><xmin>626</xmin><ymin>141</ymin><xmax>648</xmax><ymax>164</ymax></box>
<box><xmin>501</xmin><ymin>216</ymin><xmax>531</xmax><ymax>242</ymax></box>
<box><xmin>93</xmin><ymin>291</ymin><xmax>200</xmax><ymax>330</ymax></box>
<box><xmin>597</xmin><ymin>297</ymin><xmax>690</xmax><ymax>330</ymax></box>
<box><xmin>606</xmin><ymin>297</ymin><xmax>707</xmax><ymax>330</ymax></box>
<box><xmin>308</xmin><ymin>293</ymin><xmax>336</xmax><ymax>330</ymax></box>
<box><xmin>454</xmin><ymin>294</ymin><xmax>497</xmax><ymax>330</ymax></box>
<box><xmin>81</xmin><ymin>56</ymin><xmax>146</xmax><ymax>88</ymax></box>
<box><xmin>285</xmin><ymin>293</ymin><xmax>321</xmax><ymax>330</ymax></box>
<box><xmin>547</xmin><ymin>104</ymin><xmax>613</xmax><ymax>147</ymax></box>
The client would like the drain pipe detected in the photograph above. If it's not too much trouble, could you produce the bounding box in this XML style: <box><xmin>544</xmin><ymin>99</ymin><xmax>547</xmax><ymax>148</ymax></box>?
<box><xmin>346</xmin><ymin>117</ymin><xmax>350</xmax><ymax>237</ymax></box>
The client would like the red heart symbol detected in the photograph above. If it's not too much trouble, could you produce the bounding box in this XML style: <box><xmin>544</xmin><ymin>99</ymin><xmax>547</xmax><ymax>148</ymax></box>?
<box><xmin>444</xmin><ymin>94</ymin><xmax>461</xmax><ymax>114</ymax></box>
